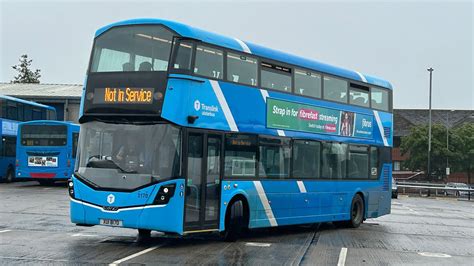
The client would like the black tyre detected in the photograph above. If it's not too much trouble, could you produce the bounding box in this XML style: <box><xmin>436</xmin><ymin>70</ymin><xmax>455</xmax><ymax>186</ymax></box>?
<box><xmin>5</xmin><ymin>168</ymin><xmax>14</xmax><ymax>183</ymax></box>
<box><xmin>38</xmin><ymin>180</ymin><xmax>54</xmax><ymax>186</ymax></box>
<box><xmin>137</xmin><ymin>229</ymin><xmax>152</xmax><ymax>242</ymax></box>
<box><xmin>223</xmin><ymin>200</ymin><xmax>245</xmax><ymax>242</ymax></box>
<box><xmin>347</xmin><ymin>194</ymin><xmax>364</xmax><ymax>228</ymax></box>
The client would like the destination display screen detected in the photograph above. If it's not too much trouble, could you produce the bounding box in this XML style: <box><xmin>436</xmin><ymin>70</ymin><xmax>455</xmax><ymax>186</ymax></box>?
<box><xmin>93</xmin><ymin>87</ymin><xmax>155</xmax><ymax>104</ymax></box>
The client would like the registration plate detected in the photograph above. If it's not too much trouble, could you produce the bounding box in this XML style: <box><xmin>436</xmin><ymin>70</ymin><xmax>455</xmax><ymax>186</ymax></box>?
<box><xmin>100</xmin><ymin>218</ymin><xmax>123</xmax><ymax>227</ymax></box>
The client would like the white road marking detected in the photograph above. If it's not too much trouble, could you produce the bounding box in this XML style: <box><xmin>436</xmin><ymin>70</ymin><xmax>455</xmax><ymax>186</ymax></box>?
<box><xmin>418</xmin><ymin>252</ymin><xmax>451</xmax><ymax>258</ymax></box>
<box><xmin>0</xmin><ymin>256</ymin><xmax>69</xmax><ymax>263</ymax></box>
<box><xmin>71</xmin><ymin>233</ymin><xmax>98</xmax><ymax>237</ymax></box>
<box><xmin>337</xmin><ymin>247</ymin><xmax>348</xmax><ymax>266</ymax></box>
<box><xmin>245</xmin><ymin>242</ymin><xmax>271</xmax><ymax>247</ymax></box>
<box><xmin>0</xmin><ymin>230</ymin><xmax>12</xmax><ymax>234</ymax></box>
<box><xmin>109</xmin><ymin>245</ymin><xmax>161</xmax><ymax>265</ymax></box>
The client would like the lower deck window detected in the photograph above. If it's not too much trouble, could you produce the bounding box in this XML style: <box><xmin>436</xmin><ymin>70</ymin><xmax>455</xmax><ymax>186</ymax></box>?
<box><xmin>322</xmin><ymin>143</ymin><xmax>347</xmax><ymax>179</ymax></box>
<box><xmin>292</xmin><ymin>140</ymin><xmax>320</xmax><ymax>178</ymax></box>
<box><xmin>224</xmin><ymin>134</ymin><xmax>257</xmax><ymax>177</ymax></box>
<box><xmin>347</xmin><ymin>145</ymin><xmax>369</xmax><ymax>179</ymax></box>
<box><xmin>258</xmin><ymin>138</ymin><xmax>290</xmax><ymax>179</ymax></box>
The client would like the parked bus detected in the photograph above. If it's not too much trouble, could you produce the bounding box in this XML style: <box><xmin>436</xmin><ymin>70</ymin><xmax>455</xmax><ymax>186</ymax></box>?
<box><xmin>70</xmin><ymin>19</ymin><xmax>393</xmax><ymax>240</ymax></box>
<box><xmin>16</xmin><ymin>121</ymin><xmax>79</xmax><ymax>185</ymax></box>
<box><xmin>0</xmin><ymin>95</ymin><xmax>56</xmax><ymax>182</ymax></box>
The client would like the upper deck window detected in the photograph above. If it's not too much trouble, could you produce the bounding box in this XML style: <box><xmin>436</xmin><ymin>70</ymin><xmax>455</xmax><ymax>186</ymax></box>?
<box><xmin>261</xmin><ymin>62</ymin><xmax>292</xmax><ymax>93</ymax></box>
<box><xmin>194</xmin><ymin>45</ymin><xmax>224</xmax><ymax>79</ymax></box>
<box><xmin>90</xmin><ymin>25</ymin><xmax>174</xmax><ymax>73</ymax></box>
<box><xmin>349</xmin><ymin>84</ymin><xmax>370</xmax><ymax>108</ymax></box>
<box><xmin>371</xmin><ymin>87</ymin><xmax>389</xmax><ymax>111</ymax></box>
<box><xmin>324</xmin><ymin>77</ymin><xmax>348</xmax><ymax>104</ymax></box>
<box><xmin>295</xmin><ymin>69</ymin><xmax>321</xmax><ymax>98</ymax></box>
<box><xmin>227</xmin><ymin>53</ymin><xmax>258</xmax><ymax>86</ymax></box>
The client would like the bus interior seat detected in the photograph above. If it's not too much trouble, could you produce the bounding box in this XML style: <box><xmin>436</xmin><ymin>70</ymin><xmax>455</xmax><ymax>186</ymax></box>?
<box><xmin>352</xmin><ymin>97</ymin><xmax>367</xmax><ymax>106</ymax></box>
<box><xmin>122</xmin><ymin>62</ymin><xmax>134</xmax><ymax>71</ymax></box>
<box><xmin>139</xmin><ymin>62</ymin><xmax>153</xmax><ymax>71</ymax></box>
<box><xmin>371</xmin><ymin>99</ymin><xmax>378</xmax><ymax>107</ymax></box>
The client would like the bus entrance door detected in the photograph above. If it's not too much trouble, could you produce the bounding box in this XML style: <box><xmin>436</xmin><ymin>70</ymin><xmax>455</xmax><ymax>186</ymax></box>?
<box><xmin>184</xmin><ymin>131</ymin><xmax>222</xmax><ymax>232</ymax></box>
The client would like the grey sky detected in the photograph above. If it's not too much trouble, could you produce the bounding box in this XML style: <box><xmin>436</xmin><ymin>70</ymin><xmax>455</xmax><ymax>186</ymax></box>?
<box><xmin>1</xmin><ymin>0</ymin><xmax>472</xmax><ymax>109</ymax></box>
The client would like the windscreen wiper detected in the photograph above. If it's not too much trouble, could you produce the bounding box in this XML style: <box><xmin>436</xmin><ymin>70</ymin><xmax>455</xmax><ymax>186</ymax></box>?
<box><xmin>86</xmin><ymin>159</ymin><xmax>137</xmax><ymax>174</ymax></box>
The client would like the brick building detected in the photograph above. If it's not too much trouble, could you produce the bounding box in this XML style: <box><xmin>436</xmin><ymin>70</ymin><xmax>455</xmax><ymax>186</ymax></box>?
<box><xmin>393</xmin><ymin>109</ymin><xmax>473</xmax><ymax>183</ymax></box>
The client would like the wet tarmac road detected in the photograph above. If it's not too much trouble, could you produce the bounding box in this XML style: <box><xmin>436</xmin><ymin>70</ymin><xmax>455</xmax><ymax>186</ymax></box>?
<box><xmin>0</xmin><ymin>181</ymin><xmax>473</xmax><ymax>265</ymax></box>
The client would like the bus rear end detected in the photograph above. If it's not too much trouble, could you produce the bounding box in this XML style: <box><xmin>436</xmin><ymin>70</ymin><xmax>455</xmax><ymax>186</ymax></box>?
<box><xmin>16</xmin><ymin>122</ymin><xmax>76</xmax><ymax>184</ymax></box>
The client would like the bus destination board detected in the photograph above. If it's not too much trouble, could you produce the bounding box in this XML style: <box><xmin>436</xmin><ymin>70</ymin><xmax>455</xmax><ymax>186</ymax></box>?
<box><xmin>93</xmin><ymin>87</ymin><xmax>154</xmax><ymax>104</ymax></box>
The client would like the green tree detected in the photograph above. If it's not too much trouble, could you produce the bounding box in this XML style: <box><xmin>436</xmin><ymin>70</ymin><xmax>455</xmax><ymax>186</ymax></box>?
<box><xmin>400</xmin><ymin>124</ymin><xmax>451</xmax><ymax>179</ymax></box>
<box><xmin>449</xmin><ymin>123</ymin><xmax>474</xmax><ymax>184</ymax></box>
<box><xmin>11</xmin><ymin>54</ymin><xmax>41</xmax><ymax>83</ymax></box>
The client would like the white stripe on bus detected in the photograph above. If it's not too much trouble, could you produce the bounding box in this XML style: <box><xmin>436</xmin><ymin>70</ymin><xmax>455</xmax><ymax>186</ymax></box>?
<box><xmin>253</xmin><ymin>181</ymin><xmax>278</xmax><ymax>227</ymax></box>
<box><xmin>355</xmin><ymin>71</ymin><xmax>367</xmax><ymax>83</ymax></box>
<box><xmin>373</xmin><ymin>110</ymin><xmax>389</xmax><ymax>146</ymax></box>
<box><xmin>296</xmin><ymin>181</ymin><xmax>307</xmax><ymax>193</ymax></box>
<box><xmin>210</xmin><ymin>80</ymin><xmax>238</xmax><ymax>132</ymax></box>
<box><xmin>234</xmin><ymin>38</ymin><xmax>252</xmax><ymax>54</ymax></box>
<box><xmin>70</xmin><ymin>198</ymin><xmax>165</xmax><ymax>213</ymax></box>
<box><xmin>259</xmin><ymin>89</ymin><xmax>285</xmax><ymax>137</ymax></box>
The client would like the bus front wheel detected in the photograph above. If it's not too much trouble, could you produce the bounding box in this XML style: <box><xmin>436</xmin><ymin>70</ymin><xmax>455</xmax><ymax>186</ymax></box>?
<box><xmin>137</xmin><ymin>229</ymin><xmax>151</xmax><ymax>241</ymax></box>
<box><xmin>223</xmin><ymin>200</ymin><xmax>245</xmax><ymax>242</ymax></box>
<box><xmin>347</xmin><ymin>194</ymin><xmax>364</xmax><ymax>228</ymax></box>
<box><xmin>38</xmin><ymin>180</ymin><xmax>54</xmax><ymax>186</ymax></box>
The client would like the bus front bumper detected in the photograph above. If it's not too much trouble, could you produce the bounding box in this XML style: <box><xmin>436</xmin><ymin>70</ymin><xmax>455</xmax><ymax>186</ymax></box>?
<box><xmin>70</xmin><ymin>178</ymin><xmax>185</xmax><ymax>235</ymax></box>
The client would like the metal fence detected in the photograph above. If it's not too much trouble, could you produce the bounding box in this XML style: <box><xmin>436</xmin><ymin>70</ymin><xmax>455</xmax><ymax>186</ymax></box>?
<box><xmin>396</xmin><ymin>182</ymin><xmax>474</xmax><ymax>200</ymax></box>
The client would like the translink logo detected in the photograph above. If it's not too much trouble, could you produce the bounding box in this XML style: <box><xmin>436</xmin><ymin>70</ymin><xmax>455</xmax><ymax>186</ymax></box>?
<box><xmin>194</xmin><ymin>100</ymin><xmax>201</xmax><ymax>111</ymax></box>
<box><xmin>107</xmin><ymin>194</ymin><xmax>115</xmax><ymax>204</ymax></box>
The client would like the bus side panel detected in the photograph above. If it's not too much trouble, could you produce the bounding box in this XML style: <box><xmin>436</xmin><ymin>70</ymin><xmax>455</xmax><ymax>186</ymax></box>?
<box><xmin>220</xmin><ymin>179</ymin><xmax>387</xmax><ymax>230</ymax></box>
<box><xmin>162</xmin><ymin>77</ymin><xmax>234</xmax><ymax>131</ymax></box>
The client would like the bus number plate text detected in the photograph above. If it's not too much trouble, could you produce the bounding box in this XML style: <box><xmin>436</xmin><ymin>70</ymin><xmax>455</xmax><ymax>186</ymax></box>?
<box><xmin>100</xmin><ymin>219</ymin><xmax>123</xmax><ymax>227</ymax></box>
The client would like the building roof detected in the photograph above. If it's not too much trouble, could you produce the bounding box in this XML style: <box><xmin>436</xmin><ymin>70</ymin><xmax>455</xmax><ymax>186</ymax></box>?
<box><xmin>95</xmin><ymin>18</ymin><xmax>392</xmax><ymax>90</ymax></box>
<box><xmin>394</xmin><ymin>109</ymin><xmax>474</xmax><ymax>136</ymax></box>
<box><xmin>0</xmin><ymin>83</ymin><xmax>83</xmax><ymax>99</ymax></box>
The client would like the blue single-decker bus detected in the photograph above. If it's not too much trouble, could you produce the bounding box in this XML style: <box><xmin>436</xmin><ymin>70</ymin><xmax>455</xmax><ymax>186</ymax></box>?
<box><xmin>16</xmin><ymin>120</ymin><xmax>79</xmax><ymax>185</ymax></box>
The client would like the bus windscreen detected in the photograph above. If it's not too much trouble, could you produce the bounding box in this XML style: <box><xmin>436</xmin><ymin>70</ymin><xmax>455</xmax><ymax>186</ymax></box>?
<box><xmin>21</xmin><ymin>125</ymin><xmax>67</xmax><ymax>146</ymax></box>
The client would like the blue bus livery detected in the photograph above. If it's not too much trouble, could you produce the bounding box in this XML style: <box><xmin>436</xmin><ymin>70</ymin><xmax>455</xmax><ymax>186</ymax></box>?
<box><xmin>70</xmin><ymin>18</ymin><xmax>393</xmax><ymax>240</ymax></box>
<box><xmin>16</xmin><ymin>120</ymin><xmax>79</xmax><ymax>185</ymax></box>
<box><xmin>0</xmin><ymin>95</ymin><xmax>57</xmax><ymax>182</ymax></box>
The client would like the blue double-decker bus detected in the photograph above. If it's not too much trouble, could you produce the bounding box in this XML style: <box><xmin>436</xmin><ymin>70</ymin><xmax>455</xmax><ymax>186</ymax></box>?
<box><xmin>16</xmin><ymin>121</ymin><xmax>79</xmax><ymax>185</ymax></box>
<box><xmin>0</xmin><ymin>95</ymin><xmax>56</xmax><ymax>182</ymax></box>
<box><xmin>70</xmin><ymin>19</ymin><xmax>393</xmax><ymax>240</ymax></box>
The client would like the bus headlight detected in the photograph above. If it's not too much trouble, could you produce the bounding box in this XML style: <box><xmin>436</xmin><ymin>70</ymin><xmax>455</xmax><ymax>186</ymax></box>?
<box><xmin>153</xmin><ymin>184</ymin><xmax>176</xmax><ymax>205</ymax></box>
<box><xmin>68</xmin><ymin>180</ymin><xmax>75</xmax><ymax>198</ymax></box>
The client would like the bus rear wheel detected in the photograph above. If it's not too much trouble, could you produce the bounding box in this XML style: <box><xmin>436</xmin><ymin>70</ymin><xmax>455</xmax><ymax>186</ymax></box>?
<box><xmin>347</xmin><ymin>194</ymin><xmax>364</xmax><ymax>228</ymax></box>
<box><xmin>5</xmin><ymin>168</ymin><xmax>13</xmax><ymax>183</ymax></box>
<box><xmin>223</xmin><ymin>200</ymin><xmax>245</xmax><ymax>242</ymax></box>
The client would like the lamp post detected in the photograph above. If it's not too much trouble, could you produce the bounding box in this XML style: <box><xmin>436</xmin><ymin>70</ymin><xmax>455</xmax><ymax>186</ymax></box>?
<box><xmin>427</xmin><ymin>67</ymin><xmax>434</xmax><ymax>181</ymax></box>
<box><xmin>446</xmin><ymin>110</ymin><xmax>453</xmax><ymax>179</ymax></box>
